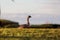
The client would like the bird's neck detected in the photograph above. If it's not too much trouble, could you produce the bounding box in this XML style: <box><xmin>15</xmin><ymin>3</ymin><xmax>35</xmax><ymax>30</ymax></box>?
<box><xmin>27</xmin><ymin>17</ymin><xmax>30</xmax><ymax>26</ymax></box>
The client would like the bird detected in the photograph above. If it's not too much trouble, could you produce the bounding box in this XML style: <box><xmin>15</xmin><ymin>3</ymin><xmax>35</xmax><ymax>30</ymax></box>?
<box><xmin>18</xmin><ymin>15</ymin><xmax>31</xmax><ymax>28</ymax></box>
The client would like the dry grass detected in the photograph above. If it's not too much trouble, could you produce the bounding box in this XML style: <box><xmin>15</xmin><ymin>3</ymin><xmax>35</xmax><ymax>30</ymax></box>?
<box><xmin>0</xmin><ymin>28</ymin><xmax>60</xmax><ymax>40</ymax></box>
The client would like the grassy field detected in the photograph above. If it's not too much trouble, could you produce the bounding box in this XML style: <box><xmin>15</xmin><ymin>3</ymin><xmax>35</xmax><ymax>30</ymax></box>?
<box><xmin>0</xmin><ymin>28</ymin><xmax>60</xmax><ymax>40</ymax></box>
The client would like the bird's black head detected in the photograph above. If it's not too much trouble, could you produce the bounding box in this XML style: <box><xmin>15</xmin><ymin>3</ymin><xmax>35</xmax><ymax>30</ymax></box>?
<box><xmin>28</xmin><ymin>15</ymin><xmax>31</xmax><ymax>18</ymax></box>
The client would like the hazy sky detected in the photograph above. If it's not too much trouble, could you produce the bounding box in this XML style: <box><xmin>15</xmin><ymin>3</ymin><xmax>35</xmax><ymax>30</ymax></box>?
<box><xmin>0</xmin><ymin>0</ymin><xmax>60</xmax><ymax>24</ymax></box>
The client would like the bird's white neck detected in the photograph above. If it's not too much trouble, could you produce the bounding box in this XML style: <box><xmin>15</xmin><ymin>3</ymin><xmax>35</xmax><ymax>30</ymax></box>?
<box><xmin>27</xmin><ymin>17</ymin><xmax>30</xmax><ymax>26</ymax></box>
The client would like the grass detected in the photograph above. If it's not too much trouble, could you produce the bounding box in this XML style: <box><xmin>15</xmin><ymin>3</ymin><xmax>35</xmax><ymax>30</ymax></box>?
<box><xmin>0</xmin><ymin>28</ymin><xmax>60</xmax><ymax>40</ymax></box>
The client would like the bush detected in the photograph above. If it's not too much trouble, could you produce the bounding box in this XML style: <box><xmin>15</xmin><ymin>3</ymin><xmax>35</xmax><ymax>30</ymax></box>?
<box><xmin>0</xmin><ymin>19</ymin><xmax>19</xmax><ymax>28</ymax></box>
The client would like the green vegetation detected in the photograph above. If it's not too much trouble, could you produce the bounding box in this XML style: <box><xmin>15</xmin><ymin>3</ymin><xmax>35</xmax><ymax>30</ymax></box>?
<box><xmin>0</xmin><ymin>19</ymin><xmax>60</xmax><ymax>28</ymax></box>
<box><xmin>31</xmin><ymin>24</ymin><xmax>60</xmax><ymax>28</ymax></box>
<box><xmin>0</xmin><ymin>19</ymin><xmax>19</xmax><ymax>28</ymax></box>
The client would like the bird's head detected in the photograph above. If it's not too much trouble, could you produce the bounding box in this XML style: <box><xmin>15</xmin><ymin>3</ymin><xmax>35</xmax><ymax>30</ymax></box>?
<box><xmin>28</xmin><ymin>15</ymin><xmax>31</xmax><ymax>18</ymax></box>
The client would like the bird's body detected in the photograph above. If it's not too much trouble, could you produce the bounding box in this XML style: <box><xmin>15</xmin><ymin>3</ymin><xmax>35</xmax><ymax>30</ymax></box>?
<box><xmin>18</xmin><ymin>15</ymin><xmax>31</xmax><ymax>28</ymax></box>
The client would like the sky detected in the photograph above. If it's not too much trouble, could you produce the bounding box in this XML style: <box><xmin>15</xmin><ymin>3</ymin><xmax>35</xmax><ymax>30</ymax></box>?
<box><xmin>0</xmin><ymin>0</ymin><xmax>60</xmax><ymax>24</ymax></box>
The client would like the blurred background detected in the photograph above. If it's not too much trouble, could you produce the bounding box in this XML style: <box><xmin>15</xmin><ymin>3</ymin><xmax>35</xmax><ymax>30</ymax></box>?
<box><xmin>0</xmin><ymin>0</ymin><xmax>60</xmax><ymax>25</ymax></box>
